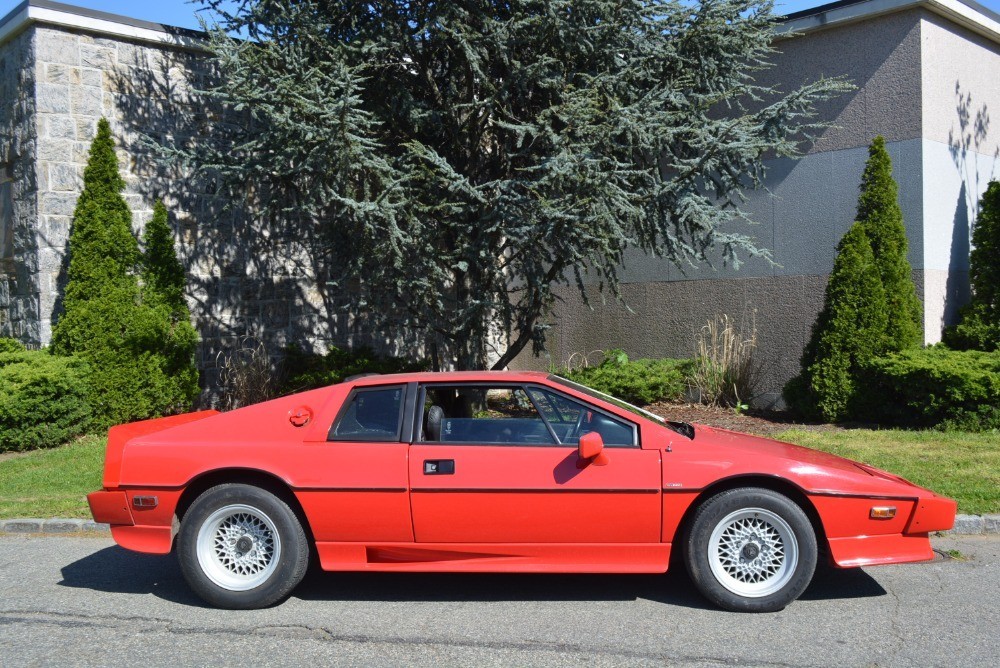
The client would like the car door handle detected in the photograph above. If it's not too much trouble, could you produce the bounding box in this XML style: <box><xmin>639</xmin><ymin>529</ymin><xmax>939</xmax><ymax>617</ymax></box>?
<box><xmin>423</xmin><ymin>459</ymin><xmax>455</xmax><ymax>475</ymax></box>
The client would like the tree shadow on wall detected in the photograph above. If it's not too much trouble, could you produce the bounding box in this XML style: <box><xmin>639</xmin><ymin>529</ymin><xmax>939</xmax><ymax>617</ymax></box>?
<box><xmin>106</xmin><ymin>45</ymin><xmax>420</xmax><ymax>400</ymax></box>
<box><xmin>945</xmin><ymin>82</ymin><xmax>997</xmax><ymax>328</ymax></box>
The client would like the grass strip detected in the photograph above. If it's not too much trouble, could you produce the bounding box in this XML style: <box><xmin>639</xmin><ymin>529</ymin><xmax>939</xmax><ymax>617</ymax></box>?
<box><xmin>0</xmin><ymin>434</ymin><xmax>104</xmax><ymax>519</ymax></box>
<box><xmin>775</xmin><ymin>428</ymin><xmax>999</xmax><ymax>515</ymax></box>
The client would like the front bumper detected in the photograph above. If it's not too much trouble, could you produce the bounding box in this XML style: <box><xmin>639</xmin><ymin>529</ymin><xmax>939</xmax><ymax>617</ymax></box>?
<box><xmin>906</xmin><ymin>495</ymin><xmax>957</xmax><ymax>534</ymax></box>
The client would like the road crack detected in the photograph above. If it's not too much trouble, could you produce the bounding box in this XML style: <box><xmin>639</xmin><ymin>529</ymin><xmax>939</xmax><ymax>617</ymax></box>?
<box><xmin>0</xmin><ymin>609</ymin><xmax>823</xmax><ymax>667</ymax></box>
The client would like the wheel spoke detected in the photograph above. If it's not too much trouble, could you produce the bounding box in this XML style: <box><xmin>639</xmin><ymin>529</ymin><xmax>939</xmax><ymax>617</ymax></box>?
<box><xmin>707</xmin><ymin>507</ymin><xmax>800</xmax><ymax>598</ymax></box>
<box><xmin>196</xmin><ymin>504</ymin><xmax>282</xmax><ymax>592</ymax></box>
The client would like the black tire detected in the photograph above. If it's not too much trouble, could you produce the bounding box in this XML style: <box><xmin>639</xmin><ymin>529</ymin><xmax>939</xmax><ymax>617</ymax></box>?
<box><xmin>684</xmin><ymin>487</ymin><xmax>817</xmax><ymax>613</ymax></box>
<box><xmin>177</xmin><ymin>484</ymin><xmax>309</xmax><ymax>609</ymax></box>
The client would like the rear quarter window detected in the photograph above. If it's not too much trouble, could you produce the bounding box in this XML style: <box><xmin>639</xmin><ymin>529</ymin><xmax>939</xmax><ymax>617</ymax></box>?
<box><xmin>329</xmin><ymin>385</ymin><xmax>405</xmax><ymax>441</ymax></box>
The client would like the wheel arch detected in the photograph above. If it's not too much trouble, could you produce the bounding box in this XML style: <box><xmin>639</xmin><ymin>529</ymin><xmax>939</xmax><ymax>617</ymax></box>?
<box><xmin>174</xmin><ymin>468</ymin><xmax>315</xmax><ymax>547</ymax></box>
<box><xmin>672</xmin><ymin>475</ymin><xmax>830</xmax><ymax>565</ymax></box>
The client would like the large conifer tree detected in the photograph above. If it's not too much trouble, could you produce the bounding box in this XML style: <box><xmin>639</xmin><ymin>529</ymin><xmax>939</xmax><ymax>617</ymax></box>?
<box><xmin>181</xmin><ymin>0</ymin><xmax>850</xmax><ymax>369</ymax></box>
<box><xmin>52</xmin><ymin>119</ymin><xmax>199</xmax><ymax>427</ymax></box>
<box><xmin>856</xmin><ymin>136</ymin><xmax>923</xmax><ymax>350</ymax></box>
<box><xmin>785</xmin><ymin>223</ymin><xmax>888</xmax><ymax>421</ymax></box>
<box><xmin>944</xmin><ymin>181</ymin><xmax>1000</xmax><ymax>351</ymax></box>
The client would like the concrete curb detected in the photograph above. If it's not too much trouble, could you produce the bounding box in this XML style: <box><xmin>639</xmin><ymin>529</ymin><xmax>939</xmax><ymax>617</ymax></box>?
<box><xmin>0</xmin><ymin>518</ymin><xmax>110</xmax><ymax>534</ymax></box>
<box><xmin>1</xmin><ymin>514</ymin><xmax>998</xmax><ymax>536</ymax></box>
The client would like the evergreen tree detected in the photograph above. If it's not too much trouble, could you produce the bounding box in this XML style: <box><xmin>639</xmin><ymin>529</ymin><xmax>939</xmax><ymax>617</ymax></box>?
<box><xmin>178</xmin><ymin>0</ymin><xmax>850</xmax><ymax>370</ymax></box>
<box><xmin>51</xmin><ymin>118</ymin><xmax>139</xmax><ymax>356</ymax></box>
<box><xmin>856</xmin><ymin>136</ymin><xmax>923</xmax><ymax>350</ymax></box>
<box><xmin>944</xmin><ymin>181</ymin><xmax>1000</xmax><ymax>351</ymax></box>
<box><xmin>785</xmin><ymin>223</ymin><xmax>888</xmax><ymax>421</ymax></box>
<box><xmin>51</xmin><ymin>119</ymin><xmax>199</xmax><ymax>427</ymax></box>
<box><xmin>142</xmin><ymin>200</ymin><xmax>188</xmax><ymax>315</ymax></box>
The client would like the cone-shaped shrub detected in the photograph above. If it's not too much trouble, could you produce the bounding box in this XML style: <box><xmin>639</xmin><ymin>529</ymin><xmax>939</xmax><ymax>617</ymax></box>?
<box><xmin>943</xmin><ymin>180</ymin><xmax>1000</xmax><ymax>351</ymax></box>
<box><xmin>785</xmin><ymin>223</ymin><xmax>888</xmax><ymax>421</ymax></box>
<box><xmin>856</xmin><ymin>136</ymin><xmax>923</xmax><ymax>350</ymax></box>
<box><xmin>50</xmin><ymin>119</ymin><xmax>199</xmax><ymax>428</ymax></box>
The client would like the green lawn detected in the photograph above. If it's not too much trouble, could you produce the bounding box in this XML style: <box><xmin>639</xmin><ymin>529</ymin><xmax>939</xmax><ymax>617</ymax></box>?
<box><xmin>0</xmin><ymin>428</ymin><xmax>997</xmax><ymax>519</ymax></box>
<box><xmin>775</xmin><ymin>429</ymin><xmax>1000</xmax><ymax>515</ymax></box>
<box><xmin>0</xmin><ymin>434</ymin><xmax>104</xmax><ymax>519</ymax></box>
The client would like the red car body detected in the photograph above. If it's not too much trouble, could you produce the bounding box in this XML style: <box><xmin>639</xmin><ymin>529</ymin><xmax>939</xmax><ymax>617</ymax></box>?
<box><xmin>88</xmin><ymin>371</ymin><xmax>955</xmax><ymax>607</ymax></box>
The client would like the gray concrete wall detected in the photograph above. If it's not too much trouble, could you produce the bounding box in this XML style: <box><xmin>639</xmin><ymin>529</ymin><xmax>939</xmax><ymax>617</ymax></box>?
<box><xmin>0</xmin><ymin>27</ymin><xmax>38</xmax><ymax>344</ymax></box>
<box><xmin>765</xmin><ymin>8</ymin><xmax>925</xmax><ymax>154</ymax></box>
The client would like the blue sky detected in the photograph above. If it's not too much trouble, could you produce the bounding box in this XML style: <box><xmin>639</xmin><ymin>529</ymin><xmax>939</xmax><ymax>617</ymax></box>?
<box><xmin>2</xmin><ymin>0</ymin><xmax>997</xmax><ymax>30</ymax></box>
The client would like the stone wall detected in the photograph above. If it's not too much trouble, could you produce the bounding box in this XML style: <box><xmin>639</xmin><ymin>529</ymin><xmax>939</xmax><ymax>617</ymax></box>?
<box><xmin>25</xmin><ymin>24</ymin><xmax>377</xmax><ymax>392</ymax></box>
<box><xmin>0</xmin><ymin>27</ymin><xmax>38</xmax><ymax>344</ymax></box>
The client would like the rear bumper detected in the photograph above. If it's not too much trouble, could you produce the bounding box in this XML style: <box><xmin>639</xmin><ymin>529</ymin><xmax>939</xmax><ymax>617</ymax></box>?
<box><xmin>87</xmin><ymin>490</ymin><xmax>133</xmax><ymax>526</ymax></box>
<box><xmin>88</xmin><ymin>490</ymin><xmax>173</xmax><ymax>554</ymax></box>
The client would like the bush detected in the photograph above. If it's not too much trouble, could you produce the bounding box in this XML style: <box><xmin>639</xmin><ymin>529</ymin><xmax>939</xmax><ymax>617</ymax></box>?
<box><xmin>855</xmin><ymin>347</ymin><xmax>1000</xmax><ymax>431</ymax></box>
<box><xmin>280</xmin><ymin>344</ymin><xmax>427</xmax><ymax>394</ymax></box>
<box><xmin>217</xmin><ymin>336</ymin><xmax>283</xmax><ymax>410</ymax></box>
<box><xmin>0</xmin><ymin>338</ymin><xmax>26</xmax><ymax>353</ymax></box>
<box><xmin>557</xmin><ymin>349</ymin><xmax>692</xmax><ymax>406</ymax></box>
<box><xmin>0</xmin><ymin>351</ymin><xmax>92</xmax><ymax>452</ymax></box>
<box><xmin>785</xmin><ymin>222</ymin><xmax>888</xmax><ymax>421</ymax></box>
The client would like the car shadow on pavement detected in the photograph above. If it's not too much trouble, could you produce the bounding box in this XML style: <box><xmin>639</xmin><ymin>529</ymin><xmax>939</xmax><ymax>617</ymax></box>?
<box><xmin>801</xmin><ymin>565</ymin><xmax>887</xmax><ymax>601</ymax></box>
<box><xmin>58</xmin><ymin>546</ymin><xmax>205</xmax><ymax>607</ymax></box>
<box><xmin>59</xmin><ymin>547</ymin><xmax>885</xmax><ymax>609</ymax></box>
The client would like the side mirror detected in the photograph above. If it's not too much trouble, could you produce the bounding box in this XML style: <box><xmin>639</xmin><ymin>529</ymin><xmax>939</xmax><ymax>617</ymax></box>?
<box><xmin>578</xmin><ymin>431</ymin><xmax>610</xmax><ymax>466</ymax></box>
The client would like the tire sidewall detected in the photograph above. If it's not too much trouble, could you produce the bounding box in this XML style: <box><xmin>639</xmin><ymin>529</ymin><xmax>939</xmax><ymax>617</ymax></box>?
<box><xmin>178</xmin><ymin>484</ymin><xmax>308</xmax><ymax>609</ymax></box>
<box><xmin>685</xmin><ymin>488</ymin><xmax>817</xmax><ymax>613</ymax></box>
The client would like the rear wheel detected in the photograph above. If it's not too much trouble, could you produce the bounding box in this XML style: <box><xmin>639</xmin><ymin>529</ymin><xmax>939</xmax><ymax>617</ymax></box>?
<box><xmin>178</xmin><ymin>484</ymin><xmax>309</xmax><ymax>609</ymax></box>
<box><xmin>684</xmin><ymin>487</ymin><xmax>817</xmax><ymax>612</ymax></box>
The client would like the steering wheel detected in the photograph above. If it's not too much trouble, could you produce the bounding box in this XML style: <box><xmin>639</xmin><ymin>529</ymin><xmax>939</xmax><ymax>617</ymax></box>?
<box><xmin>570</xmin><ymin>409</ymin><xmax>588</xmax><ymax>441</ymax></box>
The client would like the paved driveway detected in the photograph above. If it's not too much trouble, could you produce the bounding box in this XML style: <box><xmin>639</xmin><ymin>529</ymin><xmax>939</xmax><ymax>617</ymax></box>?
<box><xmin>0</xmin><ymin>534</ymin><xmax>996</xmax><ymax>667</ymax></box>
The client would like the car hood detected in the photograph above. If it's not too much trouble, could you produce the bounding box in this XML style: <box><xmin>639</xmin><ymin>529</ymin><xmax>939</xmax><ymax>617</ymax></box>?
<box><xmin>666</xmin><ymin>423</ymin><xmax>926</xmax><ymax>497</ymax></box>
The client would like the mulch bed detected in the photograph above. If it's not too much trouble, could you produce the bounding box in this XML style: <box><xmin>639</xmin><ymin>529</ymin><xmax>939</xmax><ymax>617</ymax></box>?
<box><xmin>643</xmin><ymin>402</ymin><xmax>845</xmax><ymax>437</ymax></box>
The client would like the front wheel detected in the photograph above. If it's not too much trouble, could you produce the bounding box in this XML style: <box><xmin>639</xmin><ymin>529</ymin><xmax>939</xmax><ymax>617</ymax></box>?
<box><xmin>178</xmin><ymin>484</ymin><xmax>309</xmax><ymax>609</ymax></box>
<box><xmin>684</xmin><ymin>487</ymin><xmax>817</xmax><ymax>612</ymax></box>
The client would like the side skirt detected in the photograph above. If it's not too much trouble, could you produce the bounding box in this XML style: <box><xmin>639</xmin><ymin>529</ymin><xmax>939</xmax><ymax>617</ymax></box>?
<box><xmin>315</xmin><ymin>542</ymin><xmax>672</xmax><ymax>573</ymax></box>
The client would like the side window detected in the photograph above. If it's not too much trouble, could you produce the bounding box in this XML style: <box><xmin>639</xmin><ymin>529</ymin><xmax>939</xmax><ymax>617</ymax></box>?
<box><xmin>527</xmin><ymin>387</ymin><xmax>636</xmax><ymax>447</ymax></box>
<box><xmin>329</xmin><ymin>385</ymin><xmax>404</xmax><ymax>441</ymax></box>
<box><xmin>420</xmin><ymin>386</ymin><xmax>556</xmax><ymax>445</ymax></box>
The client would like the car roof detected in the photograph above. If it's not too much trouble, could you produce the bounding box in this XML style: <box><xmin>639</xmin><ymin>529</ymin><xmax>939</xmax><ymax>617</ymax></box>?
<box><xmin>349</xmin><ymin>370</ymin><xmax>552</xmax><ymax>386</ymax></box>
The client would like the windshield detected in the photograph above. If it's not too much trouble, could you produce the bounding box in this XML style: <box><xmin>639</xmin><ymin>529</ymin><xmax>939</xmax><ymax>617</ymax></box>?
<box><xmin>547</xmin><ymin>374</ymin><xmax>666</xmax><ymax>424</ymax></box>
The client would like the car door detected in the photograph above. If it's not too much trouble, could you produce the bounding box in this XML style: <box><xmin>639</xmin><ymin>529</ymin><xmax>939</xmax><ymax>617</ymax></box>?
<box><xmin>298</xmin><ymin>382</ymin><xmax>414</xmax><ymax>543</ymax></box>
<box><xmin>408</xmin><ymin>383</ymin><xmax>661</xmax><ymax>544</ymax></box>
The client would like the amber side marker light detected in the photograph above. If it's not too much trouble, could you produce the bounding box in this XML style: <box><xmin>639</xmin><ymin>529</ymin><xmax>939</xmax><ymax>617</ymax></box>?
<box><xmin>870</xmin><ymin>506</ymin><xmax>897</xmax><ymax>519</ymax></box>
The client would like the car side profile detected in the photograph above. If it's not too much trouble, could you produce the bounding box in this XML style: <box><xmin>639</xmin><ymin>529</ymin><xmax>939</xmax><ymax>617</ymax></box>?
<box><xmin>88</xmin><ymin>371</ymin><xmax>956</xmax><ymax>612</ymax></box>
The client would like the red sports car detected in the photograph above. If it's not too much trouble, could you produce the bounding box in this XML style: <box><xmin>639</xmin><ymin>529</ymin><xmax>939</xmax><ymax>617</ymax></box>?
<box><xmin>88</xmin><ymin>371</ymin><xmax>956</xmax><ymax>612</ymax></box>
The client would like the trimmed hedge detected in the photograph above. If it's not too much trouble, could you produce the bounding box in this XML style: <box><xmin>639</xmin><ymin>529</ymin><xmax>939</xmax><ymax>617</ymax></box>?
<box><xmin>856</xmin><ymin>347</ymin><xmax>1000</xmax><ymax>431</ymax></box>
<box><xmin>280</xmin><ymin>344</ymin><xmax>427</xmax><ymax>394</ymax></box>
<box><xmin>0</xmin><ymin>338</ymin><xmax>26</xmax><ymax>353</ymax></box>
<box><xmin>557</xmin><ymin>350</ymin><xmax>693</xmax><ymax>406</ymax></box>
<box><xmin>0</xmin><ymin>351</ymin><xmax>93</xmax><ymax>453</ymax></box>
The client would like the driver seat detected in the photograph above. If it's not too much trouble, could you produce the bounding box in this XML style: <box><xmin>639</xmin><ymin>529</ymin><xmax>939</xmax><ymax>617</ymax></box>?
<box><xmin>425</xmin><ymin>405</ymin><xmax>445</xmax><ymax>441</ymax></box>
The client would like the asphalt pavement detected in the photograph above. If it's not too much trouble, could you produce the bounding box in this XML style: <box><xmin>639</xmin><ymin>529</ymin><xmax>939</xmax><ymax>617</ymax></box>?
<box><xmin>0</xmin><ymin>534</ymin><xmax>996</xmax><ymax>667</ymax></box>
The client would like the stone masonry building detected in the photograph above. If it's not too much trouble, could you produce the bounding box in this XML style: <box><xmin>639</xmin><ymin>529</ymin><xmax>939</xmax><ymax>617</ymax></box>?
<box><xmin>1</xmin><ymin>0</ymin><xmax>999</xmax><ymax>403</ymax></box>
